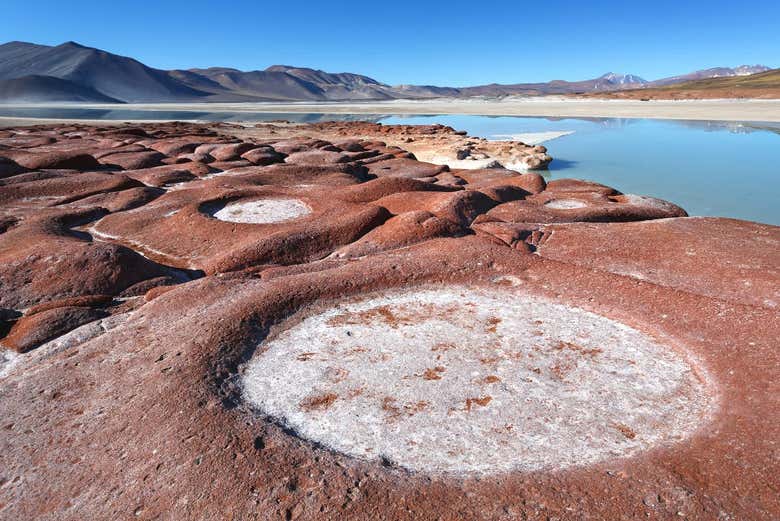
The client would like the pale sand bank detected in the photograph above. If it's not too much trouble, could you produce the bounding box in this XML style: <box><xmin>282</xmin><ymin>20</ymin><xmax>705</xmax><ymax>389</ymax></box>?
<box><xmin>1</xmin><ymin>97</ymin><xmax>780</xmax><ymax>123</ymax></box>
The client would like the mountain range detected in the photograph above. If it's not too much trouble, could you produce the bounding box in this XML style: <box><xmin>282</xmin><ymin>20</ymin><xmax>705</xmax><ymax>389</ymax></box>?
<box><xmin>0</xmin><ymin>41</ymin><xmax>772</xmax><ymax>103</ymax></box>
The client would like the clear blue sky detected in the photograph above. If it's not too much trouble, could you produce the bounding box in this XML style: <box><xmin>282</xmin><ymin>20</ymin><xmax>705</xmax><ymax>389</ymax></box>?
<box><xmin>2</xmin><ymin>0</ymin><xmax>778</xmax><ymax>86</ymax></box>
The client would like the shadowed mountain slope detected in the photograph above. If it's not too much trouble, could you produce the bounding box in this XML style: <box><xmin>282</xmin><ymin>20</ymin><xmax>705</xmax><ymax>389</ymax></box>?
<box><xmin>0</xmin><ymin>75</ymin><xmax>122</xmax><ymax>103</ymax></box>
<box><xmin>0</xmin><ymin>41</ymin><xmax>208</xmax><ymax>102</ymax></box>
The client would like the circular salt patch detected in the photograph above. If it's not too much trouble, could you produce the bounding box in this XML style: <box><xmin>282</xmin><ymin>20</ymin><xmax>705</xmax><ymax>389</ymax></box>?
<box><xmin>544</xmin><ymin>198</ymin><xmax>589</xmax><ymax>209</ymax></box>
<box><xmin>242</xmin><ymin>286</ymin><xmax>714</xmax><ymax>475</ymax></box>
<box><xmin>212</xmin><ymin>198</ymin><xmax>310</xmax><ymax>224</ymax></box>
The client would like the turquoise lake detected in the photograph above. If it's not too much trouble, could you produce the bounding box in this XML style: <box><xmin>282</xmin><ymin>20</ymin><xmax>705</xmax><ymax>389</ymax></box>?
<box><xmin>1</xmin><ymin>108</ymin><xmax>777</xmax><ymax>224</ymax></box>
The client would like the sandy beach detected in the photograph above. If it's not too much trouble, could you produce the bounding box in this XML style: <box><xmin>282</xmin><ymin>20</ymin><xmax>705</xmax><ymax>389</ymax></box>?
<box><xmin>2</xmin><ymin>97</ymin><xmax>780</xmax><ymax>124</ymax></box>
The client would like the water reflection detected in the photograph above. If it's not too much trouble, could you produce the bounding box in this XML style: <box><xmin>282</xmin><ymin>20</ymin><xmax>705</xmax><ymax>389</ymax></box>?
<box><xmin>1</xmin><ymin>107</ymin><xmax>778</xmax><ymax>136</ymax></box>
<box><xmin>0</xmin><ymin>107</ymin><xmax>387</xmax><ymax>123</ymax></box>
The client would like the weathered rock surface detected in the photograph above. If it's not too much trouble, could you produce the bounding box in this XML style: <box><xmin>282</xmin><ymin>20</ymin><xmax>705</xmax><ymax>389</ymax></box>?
<box><xmin>0</xmin><ymin>121</ymin><xmax>777</xmax><ymax>521</ymax></box>
<box><xmin>3</xmin><ymin>305</ymin><xmax>110</xmax><ymax>353</ymax></box>
<box><xmin>240</xmin><ymin>121</ymin><xmax>554</xmax><ymax>171</ymax></box>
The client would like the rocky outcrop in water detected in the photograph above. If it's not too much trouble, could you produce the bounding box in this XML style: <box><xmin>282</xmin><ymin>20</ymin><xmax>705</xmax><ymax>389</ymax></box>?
<box><xmin>0</xmin><ymin>121</ymin><xmax>777</xmax><ymax>520</ymax></box>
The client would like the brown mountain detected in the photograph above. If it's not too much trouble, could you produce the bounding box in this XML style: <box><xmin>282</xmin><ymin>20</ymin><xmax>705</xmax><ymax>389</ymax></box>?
<box><xmin>0</xmin><ymin>40</ymin><xmax>773</xmax><ymax>103</ymax></box>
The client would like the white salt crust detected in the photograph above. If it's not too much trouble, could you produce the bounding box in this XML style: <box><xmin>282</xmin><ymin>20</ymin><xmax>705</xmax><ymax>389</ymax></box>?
<box><xmin>242</xmin><ymin>286</ymin><xmax>714</xmax><ymax>475</ymax></box>
<box><xmin>212</xmin><ymin>198</ymin><xmax>311</xmax><ymax>224</ymax></box>
<box><xmin>544</xmin><ymin>198</ymin><xmax>589</xmax><ymax>209</ymax></box>
<box><xmin>0</xmin><ymin>349</ymin><xmax>21</xmax><ymax>378</ymax></box>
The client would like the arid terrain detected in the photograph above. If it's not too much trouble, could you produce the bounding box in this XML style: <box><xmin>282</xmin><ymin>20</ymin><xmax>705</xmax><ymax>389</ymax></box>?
<box><xmin>589</xmin><ymin>68</ymin><xmax>780</xmax><ymax>100</ymax></box>
<box><xmin>0</xmin><ymin>120</ymin><xmax>778</xmax><ymax>520</ymax></box>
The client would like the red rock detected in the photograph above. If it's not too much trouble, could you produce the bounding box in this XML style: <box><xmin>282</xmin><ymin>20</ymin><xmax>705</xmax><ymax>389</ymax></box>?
<box><xmin>0</xmin><ymin>208</ymin><xmax>175</xmax><ymax>310</ymax></box>
<box><xmin>477</xmin><ymin>184</ymin><xmax>534</xmax><ymax>203</ymax></box>
<box><xmin>353</xmin><ymin>152</ymin><xmax>396</xmax><ymax>164</ymax></box>
<box><xmin>0</xmin><ymin>215</ymin><xmax>18</xmax><ymax>233</ymax></box>
<box><xmin>470</xmin><ymin>221</ymin><xmax>538</xmax><ymax>250</ymax></box>
<box><xmin>124</xmin><ymin>168</ymin><xmax>196</xmax><ymax>187</ymax></box>
<box><xmin>477</xmin><ymin>190</ymin><xmax>687</xmax><ymax>224</ymax></box>
<box><xmin>160</xmin><ymin>156</ymin><xmax>190</xmax><ymax>165</ymax></box>
<box><xmin>456</xmin><ymin>169</ymin><xmax>547</xmax><ymax>194</ymax></box>
<box><xmin>0</xmin><ymin>308</ymin><xmax>21</xmax><ymax>339</ymax></box>
<box><xmin>91</xmin><ymin>184</ymin><xmax>392</xmax><ymax>273</ymax></box>
<box><xmin>144</xmin><ymin>285</ymin><xmax>178</xmax><ymax>301</ymax></box>
<box><xmin>118</xmin><ymin>276</ymin><xmax>181</xmax><ymax>298</ymax></box>
<box><xmin>332</xmin><ymin>210</ymin><xmax>464</xmax><ymax>258</ymax></box>
<box><xmin>192</xmin><ymin>142</ymin><xmax>236</xmax><ymax>156</ymax></box>
<box><xmin>240</xmin><ymin>147</ymin><xmax>286</xmax><ymax>165</ymax></box>
<box><xmin>374</xmin><ymin>189</ymin><xmax>497</xmax><ymax>227</ymax></box>
<box><xmin>208</xmin><ymin>159</ymin><xmax>253</xmax><ymax>170</ymax></box>
<box><xmin>367</xmin><ymin>157</ymin><xmax>449</xmax><ymax>179</ymax></box>
<box><xmin>0</xmin><ymin>156</ymin><xmax>28</xmax><ymax>178</ymax></box>
<box><xmin>91</xmin><ymin>143</ymin><xmax>148</xmax><ymax>159</ymax></box>
<box><xmin>2</xmin><ymin>306</ymin><xmax>109</xmax><ymax>352</ymax></box>
<box><xmin>72</xmin><ymin>187</ymin><xmax>165</xmax><ymax>212</ymax></box>
<box><xmin>177</xmin><ymin>152</ymin><xmax>215</xmax><ymax>163</ymax></box>
<box><xmin>284</xmin><ymin>149</ymin><xmax>351</xmax><ymax>165</ymax></box>
<box><xmin>0</xmin><ymin>134</ymin><xmax>56</xmax><ymax>148</ymax></box>
<box><xmin>209</xmin><ymin>142</ymin><xmax>261</xmax><ymax>162</ymax></box>
<box><xmin>148</xmin><ymin>137</ymin><xmax>213</xmax><ymax>156</ymax></box>
<box><xmin>270</xmin><ymin>138</ymin><xmax>333</xmax><ymax>155</ymax></box>
<box><xmin>213</xmin><ymin>163</ymin><xmax>369</xmax><ymax>187</ymax></box>
<box><xmin>120</xmin><ymin>161</ymin><xmax>215</xmax><ymax>179</ymax></box>
<box><xmin>97</xmin><ymin>150</ymin><xmax>167</xmax><ymax>170</ymax></box>
<box><xmin>533</xmin><ymin>217</ymin><xmax>779</xmax><ymax>308</ymax></box>
<box><xmin>333</xmin><ymin>177</ymin><xmax>457</xmax><ymax>203</ymax></box>
<box><xmin>7</xmin><ymin>150</ymin><xmax>100</xmax><ymax>170</ymax></box>
<box><xmin>0</xmin><ymin>171</ymin><xmax>143</xmax><ymax>207</ymax></box>
<box><xmin>25</xmin><ymin>295</ymin><xmax>113</xmax><ymax>316</ymax></box>
<box><xmin>545</xmin><ymin>178</ymin><xmax>618</xmax><ymax>195</ymax></box>
<box><xmin>333</xmin><ymin>140</ymin><xmax>365</xmax><ymax>152</ymax></box>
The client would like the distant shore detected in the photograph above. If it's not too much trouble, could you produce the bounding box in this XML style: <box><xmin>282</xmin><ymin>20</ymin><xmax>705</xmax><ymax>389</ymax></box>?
<box><xmin>1</xmin><ymin>97</ymin><xmax>780</xmax><ymax>124</ymax></box>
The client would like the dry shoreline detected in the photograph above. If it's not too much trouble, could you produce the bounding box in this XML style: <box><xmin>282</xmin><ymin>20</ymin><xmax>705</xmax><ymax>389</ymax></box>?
<box><xmin>1</xmin><ymin>97</ymin><xmax>780</xmax><ymax>123</ymax></box>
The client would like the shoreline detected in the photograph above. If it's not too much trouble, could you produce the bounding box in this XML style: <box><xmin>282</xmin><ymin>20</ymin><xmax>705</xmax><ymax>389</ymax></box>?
<box><xmin>1</xmin><ymin>97</ymin><xmax>780</xmax><ymax>123</ymax></box>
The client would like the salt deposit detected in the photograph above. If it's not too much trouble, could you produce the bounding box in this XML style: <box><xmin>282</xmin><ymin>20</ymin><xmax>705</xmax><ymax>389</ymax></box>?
<box><xmin>211</xmin><ymin>198</ymin><xmax>311</xmax><ymax>224</ymax></box>
<box><xmin>243</xmin><ymin>286</ymin><xmax>714</xmax><ymax>475</ymax></box>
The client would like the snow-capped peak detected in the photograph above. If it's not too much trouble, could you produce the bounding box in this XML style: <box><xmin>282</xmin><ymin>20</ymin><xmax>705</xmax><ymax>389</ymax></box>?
<box><xmin>599</xmin><ymin>72</ymin><xmax>648</xmax><ymax>85</ymax></box>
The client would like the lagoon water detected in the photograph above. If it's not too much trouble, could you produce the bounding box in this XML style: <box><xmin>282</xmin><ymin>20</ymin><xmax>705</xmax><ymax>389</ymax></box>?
<box><xmin>384</xmin><ymin>115</ymin><xmax>780</xmax><ymax>225</ymax></box>
<box><xmin>1</xmin><ymin>107</ymin><xmax>777</xmax><ymax>224</ymax></box>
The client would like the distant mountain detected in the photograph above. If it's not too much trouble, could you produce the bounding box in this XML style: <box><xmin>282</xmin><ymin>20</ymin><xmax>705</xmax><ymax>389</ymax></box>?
<box><xmin>649</xmin><ymin>65</ymin><xmax>771</xmax><ymax>87</ymax></box>
<box><xmin>171</xmin><ymin>65</ymin><xmax>404</xmax><ymax>101</ymax></box>
<box><xmin>0</xmin><ymin>75</ymin><xmax>122</xmax><ymax>103</ymax></box>
<box><xmin>458</xmin><ymin>72</ymin><xmax>648</xmax><ymax>97</ymax></box>
<box><xmin>0</xmin><ymin>40</ymin><xmax>773</xmax><ymax>103</ymax></box>
<box><xmin>596</xmin><ymin>68</ymin><xmax>780</xmax><ymax>100</ymax></box>
<box><xmin>599</xmin><ymin>73</ymin><xmax>648</xmax><ymax>86</ymax></box>
<box><xmin>0</xmin><ymin>41</ymin><xmax>207</xmax><ymax>102</ymax></box>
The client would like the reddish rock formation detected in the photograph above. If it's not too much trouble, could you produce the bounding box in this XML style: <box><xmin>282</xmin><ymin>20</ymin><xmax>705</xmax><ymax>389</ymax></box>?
<box><xmin>3</xmin><ymin>305</ymin><xmax>110</xmax><ymax>353</ymax></box>
<box><xmin>475</xmin><ymin>186</ymin><xmax>687</xmax><ymax>224</ymax></box>
<box><xmin>0</xmin><ymin>121</ymin><xmax>777</xmax><ymax>521</ymax></box>
<box><xmin>97</xmin><ymin>149</ymin><xmax>166</xmax><ymax>170</ymax></box>
<box><xmin>240</xmin><ymin>121</ymin><xmax>553</xmax><ymax>171</ymax></box>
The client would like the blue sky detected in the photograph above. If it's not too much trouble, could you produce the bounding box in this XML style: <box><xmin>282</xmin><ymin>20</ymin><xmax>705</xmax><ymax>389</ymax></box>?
<box><xmin>2</xmin><ymin>0</ymin><xmax>778</xmax><ymax>86</ymax></box>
